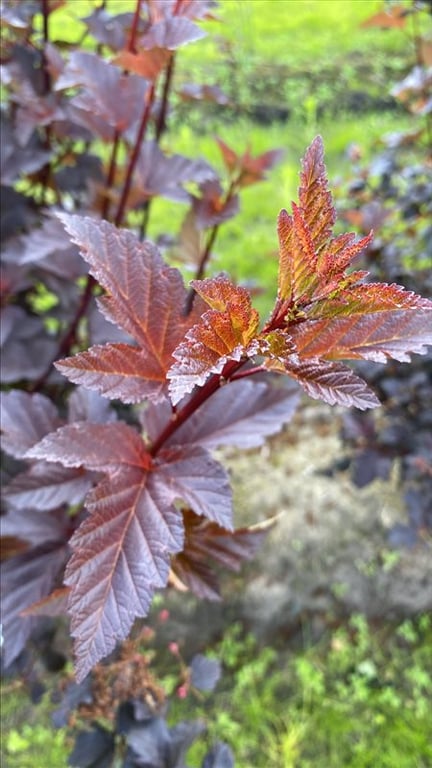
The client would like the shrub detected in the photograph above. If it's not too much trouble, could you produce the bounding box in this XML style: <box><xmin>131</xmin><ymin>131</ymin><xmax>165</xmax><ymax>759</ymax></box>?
<box><xmin>1</xmin><ymin>1</ymin><xmax>432</xmax><ymax>765</ymax></box>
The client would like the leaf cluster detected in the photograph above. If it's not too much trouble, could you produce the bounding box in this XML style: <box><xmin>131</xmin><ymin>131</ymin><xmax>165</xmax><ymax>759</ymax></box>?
<box><xmin>1</xmin><ymin>0</ymin><xmax>431</xmax><ymax>707</ymax></box>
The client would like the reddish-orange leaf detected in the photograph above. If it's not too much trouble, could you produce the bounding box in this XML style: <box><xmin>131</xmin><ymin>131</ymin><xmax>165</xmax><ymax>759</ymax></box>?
<box><xmin>168</xmin><ymin>276</ymin><xmax>260</xmax><ymax>404</ymax></box>
<box><xmin>56</xmin><ymin>343</ymin><xmax>170</xmax><ymax>404</ymax></box>
<box><xmin>114</xmin><ymin>48</ymin><xmax>172</xmax><ymax>81</ymax></box>
<box><xmin>291</xmin><ymin>306</ymin><xmax>432</xmax><ymax>363</ymax></box>
<box><xmin>361</xmin><ymin>5</ymin><xmax>407</xmax><ymax>29</ymax></box>
<box><xmin>298</xmin><ymin>134</ymin><xmax>335</xmax><ymax>253</ymax></box>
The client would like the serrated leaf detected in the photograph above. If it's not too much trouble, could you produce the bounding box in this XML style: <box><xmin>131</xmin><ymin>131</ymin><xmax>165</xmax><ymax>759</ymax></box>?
<box><xmin>56</xmin><ymin>343</ymin><xmax>170</xmax><ymax>404</ymax></box>
<box><xmin>0</xmin><ymin>391</ymin><xmax>61</xmax><ymax>458</ymax></box>
<box><xmin>3</xmin><ymin>463</ymin><xmax>92</xmax><ymax>511</ymax></box>
<box><xmin>156</xmin><ymin>445</ymin><xmax>232</xmax><ymax>529</ymax></box>
<box><xmin>1</xmin><ymin>543</ymin><xmax>68</xmax><ymax>667</ymax></box>
<box><xmin>27</xmin><ymin>422</ymin><xmax>151</xmax><ymax>471</ymax></box>
<box><xmin>146</xmin><ymin>379</ymin><xmax>300</xmax><ymax>449</ymax></box>
<box><xmin>168</xmin><ymin>276</ymin><xmax>260</xmax><ymax>404</ymax></box>
<box><xmin>64</xmin><ymin>466</ymin><xmax>184</xmax><ymax>681</ymax></box>
<box><xmin>57</xmin><ymin>216</ymin><xmax>196</xmax><ymax>400</ymax></box>
<box><xmin>291</xmin><ymin>307</ymin><xmax>432</xmax><ymax>363</ymax></box>
<box><xmin>170</xmin><ymin>508</ymin><xmax>272</xmax><ymax>600</ymax></box>
<box><xmin>29</xmin><ymin>422</ymin><xmax>232</xmax><ymax>678</ymax></box>
<box><xmin>282</xmin><ymin>357</ymin><xmax>380</xmax><ymax>410</ymax></box>
<box><xmin>298</xmin><ymin>134</ymin><xmax>335</xmax><ymax>253</ymax></box>
<box><xmin>276</xmin><ymin>137</ymin><xmax>372</xmax><ymax>307</ymax></box>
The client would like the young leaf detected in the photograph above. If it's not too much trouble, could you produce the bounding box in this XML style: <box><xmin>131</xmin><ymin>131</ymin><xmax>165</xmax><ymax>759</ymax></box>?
<box><xmin>290</xmin><ymin>307</ymin><xmax>432</xmax><ymax>363</ymax></box>
<box><xmin>215</xmin><ymin>137</ymin><xmax>284</xmax><ymax>187</ymax></box>
<box><xmin>298</xmin><ymin>134</ymin><xmax>335</xmax><ymax>248</ymax></box>
<box><xmin>168</xmin><ymin>276</ymin><xmax>260</xmax><ymax>404</ymax></box>
<box><xmin>277</xmin><ymin>357</ymin><xmax>380</xmax><ymax>409</ymax></box>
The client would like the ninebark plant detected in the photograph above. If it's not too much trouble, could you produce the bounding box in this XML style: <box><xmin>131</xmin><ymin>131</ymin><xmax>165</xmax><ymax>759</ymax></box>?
<box><xmin>1</xmin><ymin>0</ymin><xmax>432</xmax><ymax>689</ymax></box>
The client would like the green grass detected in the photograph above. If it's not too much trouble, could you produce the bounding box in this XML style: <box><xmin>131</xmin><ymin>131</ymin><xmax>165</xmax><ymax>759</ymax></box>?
<box><xmin>168</xmin><ymin>615</ymin><xmax>432</xmax><ymax>768</ymax></box>
<box><xmin>1</xmin><ymin>684</ymin><xmax>70</xmax><ymax>768</ymax></box>
<box><xmin>2</xmin><ymin>615</ymin><xmax>431</xmax><ymax>768</ymax></box>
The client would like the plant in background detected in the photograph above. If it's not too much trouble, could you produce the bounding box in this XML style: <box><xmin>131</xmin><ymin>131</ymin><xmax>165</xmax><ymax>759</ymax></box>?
<box><xmin>332</xmin><ymin>0</ymin><xmax>432</xmax><ymax>546</ymax></box>
<box><xmin>1</xmin><ymin>1</ymin><xmax>432</xmax><ymax>765</ymax></box>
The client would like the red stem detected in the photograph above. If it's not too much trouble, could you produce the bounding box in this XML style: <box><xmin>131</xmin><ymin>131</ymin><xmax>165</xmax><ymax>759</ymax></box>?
<box><xmin>101</xmin><ymin>128</ymin><xmax>121</xmax><ymax>221</ymax></box>
<box><xmin>127</xmin><ymin>0</ymin><xmax>143</xmax><ymax>53</ymax></box>
<box><xmin>184</xmin><ymin>180</ymin><xmax>238</xmax><ymax>315</ymax></box>
<box><xmin>114</xmin><ymin>82</ymin><xmax>156</xmax><ymax>228</ymax></box>
<box><xmin>149</xmin><ymin>359</ymin><xmax>245</xmax><ymax>455</ymax></box>
<box><xmin>155</xmin><ymin>54</ymin><xmax>175</xmax><ymax>141</ymax></box>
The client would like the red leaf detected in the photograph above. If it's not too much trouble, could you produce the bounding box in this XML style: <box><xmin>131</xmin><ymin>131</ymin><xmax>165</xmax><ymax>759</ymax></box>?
<box><xmin>361</xmin><ymin>5</ymin><xmax>407</xmax><ymax>28</ymax></box>
<box><xmin>132</xmin><ymin>140</ymin><xmax>215</xmax><ymax>203</ymax></box>
<box><xmin>57</xmin><ymin>344</ymin><xmax>171</xmax><ymax>404</ymax></box>
<box><xmin>192</xmin><ymin>179</ymin><xmax>239</xmax><ymax>229</ymax></box>
<box><xmin>298</xmin><ymin>134</ymin><xmax>335</xmax><ymax>254</ymax></box>
<box><xmin>1</xmin><ymin>544</ymin><xmax>68</xmax><ymax>668</ymax></box>
<box><xmin>64</xmin><ymin>466</ymin><xmax>184</xmax><ymax>681</ymax></box>
<box><xmin>168</xmin><ymin>276</ymin><xmax>260</xmax><ymax>404</ymax></box>
<box><xmin>171</xmin><ymin>509</ymin><xmax>274</xmax><ymax>600</ymax></box>
<box><xmin>55</xmin><ymin>52</ymin><xmax>149</xmax><ymax>133</ymax></box>
<box><xmin>21</xmin><ymin>586</ymin><xmax>70</xmax><ymax>618</ymax></box>
<box><xmin>1</xmin><ymin>508</ymin><xmax>73</xmax><ymax>548</ymax></box>
<box><xmin>291</xmin><ymin>307</ymin><xmax>432</xmax><ymax>363</ymax></box>
<box><xmin>114</xmin><ymin>48</ymin><xmax>172</xmax><ymax>81</ymax></box>
<box><xmin>276</xmin><ymin>137</ymin><xmax>372</xmax><ymax>306</ymax></box>
<box><xmin>157</xmin><ymin>445</ymin><xmax>232</xmax><ymax>529</ymax></box>
<box><xmin>215</xmin><ymin>137</ymin><xmax>284</xmax><ymax>186</ymax></box>
<box><xmin>283</xmin><ymin>357</ymin><xmax>380</xmax><ymax>410</ymax></box>
<box><xmin>26</xmin><ymin>422</ymin><xmax>151</xmax><ymax>472</ymax></box>
<box><xmin>27</xmin><ymin>421</ymin><xmax>233</xmax><ymax>678</ymax></box>
<box><xmin>57</xmin><ymin>216</ymin><xmax>195</xmax><ymax>400</ymax></box>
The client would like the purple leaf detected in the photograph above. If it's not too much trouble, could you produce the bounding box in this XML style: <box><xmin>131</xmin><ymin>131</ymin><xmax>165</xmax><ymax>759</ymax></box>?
<box><xmin>0</xmin><ymin>391</ymin><xmax>61</xmax><ymax>458</ymax></box>
<box><xmin>284</xmin><ymin>358</ymin><xmax>381</xmax><ymax>410</ymax></box>
<box><xmin>65</xmin><ymin>466</ymin><xmax>184</xmax><ymax>681</ymax></box>
<box><xmin>27</xmin><ymin>422</ymin><xmax>151</xmax><ymax>472</ymax></box>
<box><xmin>1</xmin><ymin>544</ymin><xmax>68</xmax><ymax>668</ymax></box>
<box><xmin>3</xmin><ymin>463</ymin><xmax>93</xmax><ymax>512</ymax></box>
<box><xmin>190</xmin><ymin>654</ymin><xmax>221</xmax><ymax>692</ymax></box>
<box><xmin>157</xmin><ymin>445</ymin><xmax>233</xmax><ymax>529</ymax></box>
<box><xmin>145</xmin><ymin>379</ymin><xmax>300</xmax><ymax>449</ymax></box>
